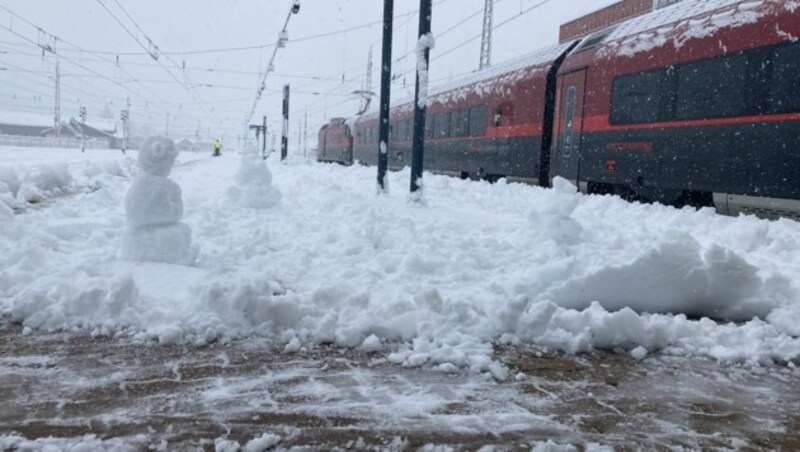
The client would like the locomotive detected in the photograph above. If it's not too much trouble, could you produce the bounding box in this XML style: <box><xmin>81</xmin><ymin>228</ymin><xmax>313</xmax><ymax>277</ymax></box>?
<box><xmin>317</xmin><ymin>0</ymin><xmax>800</xmax><ymax>220</ymax></box>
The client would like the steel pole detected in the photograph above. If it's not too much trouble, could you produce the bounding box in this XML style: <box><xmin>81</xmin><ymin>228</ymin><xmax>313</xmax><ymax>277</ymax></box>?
<box><xmin>262</xmin><ymin>115</ymin><xmax>268</xmax><ymax>159</ymax></box>
<box><xmin>410</xmin><ymin>0</ymin><xmax>432</xmax><ymax>194</ymax></box>
<box><xmin>377</xmin><ymin>0</ymin><xmax>394</xmax><ymax>192</ymax></box>
<box><xmin>281</xmin><ymin>84</ymin><xmax>290</xmax><ymax>161</ymax></box>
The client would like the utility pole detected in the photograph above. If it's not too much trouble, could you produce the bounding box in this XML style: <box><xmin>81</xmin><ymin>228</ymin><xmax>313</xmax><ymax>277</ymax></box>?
<box><xmin>54</xmin><ymin>58</ymin><xmax>61</xmax><ymax>136</ymax></box>
<box><xmin>79</xmin><ymin>106</ymin><xmax>86</xmax><ymax>153</ymax></box>
<box><xmin>262</xmin><ymin>115</ymin><xmax>268</xmax><ymax>159</ymax></box>
<box><xmin>120</xmin><ymin>106</ymin><xmax>129</xmax><ymax>155</ymax></box>
<box><xmin>479</xmin><ymin>0</ymin><xmax>494</xmax><ymax>69</ymax></box>
<box><xmin>410</xmin><ymin>0</ymin><xmax>433</xmax><ymax>195</ymax></box>
<box><xmin>363</xmin><ymin>46</ymin><xmax>374</xmax><ymax>114</ymax></box>
<box><xmin>244</xmin><ymin>0</ymin><xmax>301</xmax><ymax>129</ymax></box>
<box><xmin>296</xmin><ymin>118</ymin><xmax>302</xmax><ymax>156</ymax></box>
<box><xmin>281</xmin><ymin>84</ymin><xmax>290</xmax><ymax>160</ymax></box>
<box><xmin>125</xmin><ymin>97</ymin><xmax>130</xmax><ymax>153</ymax></box>
<box><xmin>303</xmin><ymin>108</ymin><xmax>308</xmax><ymax>157</ymax></box>
<box><xmin>377</xmin><ymin>0</ymin><xmax>394</xmax><ymax>192</ymax></box>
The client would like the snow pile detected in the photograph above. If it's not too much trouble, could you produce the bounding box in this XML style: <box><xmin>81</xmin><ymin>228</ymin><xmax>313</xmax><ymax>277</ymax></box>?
<box><xmin>120</xmin><ymin>137</ymin><xmax>194</xmax><ymax>265</ymax></box>
<box><xmin>0</xmin><ymin>147</ymin><xmax>134</xmax><ymax>214</ymax></box>
<box><xmin>226</xmin><ymin>147</ymin><xmax>281</xmax><ymax>209</ymax></box>
<box><xmin>3</xmin><ymin>147</ymin><xmax>800</xmax><ymax>376</ymax></box>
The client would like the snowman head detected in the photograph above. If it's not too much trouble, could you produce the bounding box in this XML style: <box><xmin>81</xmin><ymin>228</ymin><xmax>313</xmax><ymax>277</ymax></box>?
<box><xmin>138</xmin><ymin>136</ymin><xmax>178</xmax><ymax>176</ymax></box>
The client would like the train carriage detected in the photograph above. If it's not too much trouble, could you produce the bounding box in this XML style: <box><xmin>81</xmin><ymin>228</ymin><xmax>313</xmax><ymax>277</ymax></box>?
<box><xmin>551</xmin><ymin>0</ymin><xmax>800</xmax><ymax>218</ymax></box>
<box><xmin>319</xmin><ymin>0</ymin><xmax>800</xmax><ymax>221</ymax></box>
<box><xmin>317</xmin><ymin>117</ymin><xmax>354</xmax><ymax>165</ymax></box>
<box><xmin>351</xmin><ymin>41</ymin><xmax>576</xmax><ymax>184</ymax></box>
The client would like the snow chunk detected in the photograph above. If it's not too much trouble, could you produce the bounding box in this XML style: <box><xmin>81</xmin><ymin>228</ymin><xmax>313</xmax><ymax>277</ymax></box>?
<box><xmin>631</xmin><ymin>346</ymin><xmax>648</xmax><ymax>360</ymax></box>
<box><xmin>244</xmin><ymin>433</ymin><xmax>280</xmax><ymax>452</ymax></box>
<box><xmin>360</xmin><ymin>334</ymin><xmax>383</xmax><ymax>352</ymax></box>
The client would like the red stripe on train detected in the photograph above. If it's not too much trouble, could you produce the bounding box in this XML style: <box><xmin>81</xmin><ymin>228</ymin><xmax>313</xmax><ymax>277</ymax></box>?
<box><xmin>581</xmin><ymin>112</ymin><xmax>800</xmax><ymax>133</ymax></box>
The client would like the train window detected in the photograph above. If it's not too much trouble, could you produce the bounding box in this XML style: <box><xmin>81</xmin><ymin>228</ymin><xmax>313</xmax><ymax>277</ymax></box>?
<box><xmin>771</xmin><ymin>44</ymin><xmax>800</xmax><ymax>113</ymax></box>
<box><xmin>493</xmin><ymin>109</ymin><xmax>503</xmax><ymax>127</ymax></box>
<box><xmin>434</xmin><ymin>113</ymin><xmax>450</xmax><ymax>138</ymax></box>
<box><xmin>562</xmin><ymin>86</ymin><xmax>577</xmax><ymax>158</ymax></box>
<box><xmin>405</xmin><ymin>119</ymin><xmax>413</xmax><ymax>141</ymax></box>
<box><xmin>460</xmin><ymin>109</ymin><xmax>471</xmax><ymax>137</ymax></box>
<box><xmin>425</xmin><ymin>115</ymin><xmax>434</xmax><ymax>138</ymax></box>
<box><xmin>451</xmin><ymin>110</ymin><xmax>461</xmax><ymax>137</ymax></box>
<box><xmin>450</xmin><ymin>110</ymin><xmax>466</xmax><ymax>137</ymax></box>
<box><xmin>744</xmin><ymin>47</ymin><xmax>774</xmax><ymax>115</ymax></box>
<box><xmin>676</xmin><ymin>53</ymin><xmax>748</xmax><ymax>121</ymax></box>
<box><xmin>470</xmin><ymin>106</ymin><xmax>487</xmax><ymax>136</ymax></box>
<box><xmin>610</xmin><ymin>68</ymin><xmax>676</xmax><ymax>125</ymax></box>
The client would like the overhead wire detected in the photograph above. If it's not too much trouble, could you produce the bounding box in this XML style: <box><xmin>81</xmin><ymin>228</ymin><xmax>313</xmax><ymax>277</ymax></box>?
<box><xmin>94</xmin><ymin>0</ymin><xmax>206</xmax><ymax>107</ymax></box>
<box><xmin>0</xmin><ymin>6</ymin><xmax>171</xmax><ymax>117</ymax></box>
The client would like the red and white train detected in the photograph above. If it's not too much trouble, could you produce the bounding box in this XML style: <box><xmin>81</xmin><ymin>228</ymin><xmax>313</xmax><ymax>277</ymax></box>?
<box><xmin>317</xmin><ymin>0</ymin><xmax>800</xmax><ymax>219</ymax></box>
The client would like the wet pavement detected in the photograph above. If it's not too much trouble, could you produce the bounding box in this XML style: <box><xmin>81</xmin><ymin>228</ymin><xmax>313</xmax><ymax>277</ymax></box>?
<box><xmin>1</xmin><ymin>320</ymin><xmax>798</xmax><ymax>450</ymax></box>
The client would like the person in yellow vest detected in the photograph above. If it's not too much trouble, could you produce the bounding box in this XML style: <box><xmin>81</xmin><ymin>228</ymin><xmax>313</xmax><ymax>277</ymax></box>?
<box><xmin>213</xmin><ymin>138</ymin><xmax>222</xmax><ymax>157</ymax></box>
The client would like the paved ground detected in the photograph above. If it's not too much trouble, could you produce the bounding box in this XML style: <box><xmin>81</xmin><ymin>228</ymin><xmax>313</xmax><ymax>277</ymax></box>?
<box><xmin>1</xmin><ymin>320</ymin><xmax>798</xmax><ymax>451</ymax></box>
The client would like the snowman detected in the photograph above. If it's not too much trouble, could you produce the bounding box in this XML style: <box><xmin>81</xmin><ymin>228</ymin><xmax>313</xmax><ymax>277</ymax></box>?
<box><xmin>226</xmin><ymin>144</ymin><xmax>282</xmax><ymax>209</ymax></box>
<box><xmin>120</xmin><ymin>136</ymin><xmax>195</xmax><ymax>265</ymax></box>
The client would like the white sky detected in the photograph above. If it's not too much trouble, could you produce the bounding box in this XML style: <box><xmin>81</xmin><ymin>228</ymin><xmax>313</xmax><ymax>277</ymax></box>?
<box><xmin>0</xmin><ymin>0</ymin><xmax>618</xmax><ymax>145</ymax></box>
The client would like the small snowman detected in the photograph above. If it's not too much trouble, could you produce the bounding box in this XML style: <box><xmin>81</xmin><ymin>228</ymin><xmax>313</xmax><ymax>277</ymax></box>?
<box><xmin>121</xmin><ymin>136</ymin><xmax>195</xmax><ymax>264</ymax></box>
<box><xmin>226</xmin><ymin>145</ymin><xmax>282</xmax><ymax>209</ymax></box>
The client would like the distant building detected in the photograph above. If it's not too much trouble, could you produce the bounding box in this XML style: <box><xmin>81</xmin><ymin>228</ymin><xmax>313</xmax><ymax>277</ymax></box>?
<box><xmin>0</xmin><ymin>110</ymin><xmax>119</xmax><ymax>148</ymax></box>
<box><xmin>559</xmin><ymin>0</ymin><xmax>684</xmax><ymax>43</ymax></box>
<box><xmin>0</xmin><ymin>111</ymin><xmax>53</xmax><ymax>137</ymax></box>
<box><xmin>176</xmin><ymin>139</ymin><xmax>195</xmax><ymax>152</ymax></box>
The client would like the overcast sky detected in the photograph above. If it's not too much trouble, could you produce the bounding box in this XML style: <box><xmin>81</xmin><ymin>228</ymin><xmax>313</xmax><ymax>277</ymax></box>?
<box><xmin>0</xmin><ymin>0</ymin><xmax>618</xmax><ymax>146</ymax></box>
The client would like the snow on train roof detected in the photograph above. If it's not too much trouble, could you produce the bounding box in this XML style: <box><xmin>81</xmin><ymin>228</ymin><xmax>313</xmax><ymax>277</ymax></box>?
<box><xmin>428</xmin><ymin>40</ymin><xmax>573</xmax><ymax>100</ymax></box>
<box><xmin>361</xmin><ymin>41</ymin><xmax>573</xmax><ymax>119</ymax></box>
<box><xmin>596</xmin><ymin>0</ymin><xmax>776</xmax><ymax>58</ymax></box>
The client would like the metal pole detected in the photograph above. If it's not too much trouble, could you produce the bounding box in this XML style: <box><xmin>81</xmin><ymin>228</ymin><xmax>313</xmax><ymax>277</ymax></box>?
<box><xmin>297</xmin><ymin>118</ymin><xmax>302</xmax><ymax>155</ymax></box>
<box><xmin>377</xmin><ymin>0</ymin><xmax>394</xmax><ymax>192</ymax></box>
<box><xmin>262</xmin><ymin>115</ymin><xmax>267</xmax><ymax>159</ymax></box>
<box><xmin>479</xmin><ymin>0</ymin><xmax>494</xmax><ymax>69</ymax></box>
<box><xmin>281</xmin><ymin>84</ymin><xmax>290</xmax><ymax>160</ymax></box>
<box><xmin>125</xmin><ymin>97</ymin><xmax>130</xmax><ymax>153</ymax></box>
<box><xmin>410</xmin><ymin>0</ymin><xmax>432</xmax><ymax>194</ymax></box>
<box><xmin>54</xmin><ymin>58</ymin><xmax>61</xmax><ymax>136</ymax></box>
<box><xmin>80</xmin><ymin>106</ymin><xmax>86</xmax><ymax>153</ymax></box>
<box><xmin>303</xmin><ymin>108</ymin><xmax>308</xmax><ymax>157</ymax></box>
<box><xmin>121</xmin><ymin>108</ymin><xmax>128</xmax><ymax>154</ymax></box>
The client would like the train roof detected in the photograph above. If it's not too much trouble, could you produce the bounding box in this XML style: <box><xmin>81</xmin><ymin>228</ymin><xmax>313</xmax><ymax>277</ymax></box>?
<box><xmin>589</xmin><ymin>0</ymin><xmax>779</xmax><ymax>58</ymax></box>
<box><xmin>360</xmin><ymin>40</ymin><xmax>574</xmax><ymax>120</ymax></box>
<box><xmin>429</xmin><ymin>40</ymin><xmax>574</xmax><ymax>98</ymax></box>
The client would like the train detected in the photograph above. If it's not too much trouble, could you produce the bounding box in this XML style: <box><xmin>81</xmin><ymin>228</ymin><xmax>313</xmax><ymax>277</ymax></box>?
<box><xmin>317</xmin><ymin>0</ymin><xmax>800</xmax><ymax>220</ymax></box>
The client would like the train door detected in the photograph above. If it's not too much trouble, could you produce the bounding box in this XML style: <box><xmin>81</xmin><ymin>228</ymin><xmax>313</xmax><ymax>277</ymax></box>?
<box><xmin>553</xmin><ymin>69</ymin><xmax>587</xmax><ymax>188</ymax></box>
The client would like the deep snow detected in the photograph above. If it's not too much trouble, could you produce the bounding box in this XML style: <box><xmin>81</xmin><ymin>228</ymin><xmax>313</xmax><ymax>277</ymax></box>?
<box><xmin>1</xmin><ymin>145</ymin><xmax>800</xmax><ymax>377</ymax></box>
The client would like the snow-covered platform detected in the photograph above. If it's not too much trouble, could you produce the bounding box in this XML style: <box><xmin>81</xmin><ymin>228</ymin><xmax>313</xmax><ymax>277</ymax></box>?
<box><xmin>1</xmin><ymin>144</ymin><xmax>799</xmax><ymax>368</ymax></box>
